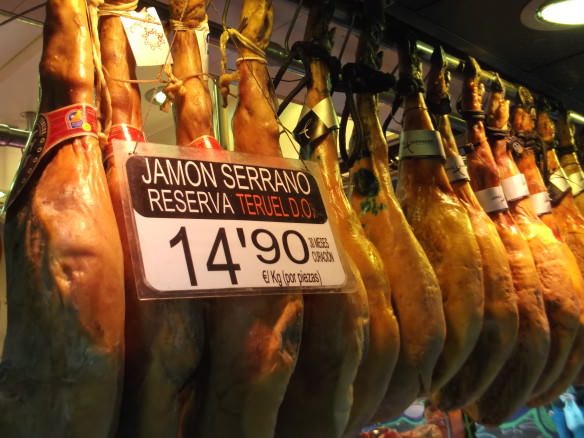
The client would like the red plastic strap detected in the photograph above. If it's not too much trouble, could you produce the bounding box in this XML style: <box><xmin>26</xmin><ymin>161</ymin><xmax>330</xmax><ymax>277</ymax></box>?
<box><xmin>43</xmin><ymin>103</ymin><xmax>98</xmax><ymax>152</ymax></box>
<box><xmin>6</xmin><ymin>103</ymin><xmax>99</xmax><ymax>208</ymax></box>
<box><xmin>109</xmin><ymin>124</ymin><xmax>145</xmax><ymax>142</ymax></box>
<box><xmin>105</xmin><ymin>124</ymin><xmax>145</xmax><ymax>159</ymax></box>
<box><xmin>188</xmin><ymin>135</ymin><xmax>222</xmax><ymax>150</ymax></box>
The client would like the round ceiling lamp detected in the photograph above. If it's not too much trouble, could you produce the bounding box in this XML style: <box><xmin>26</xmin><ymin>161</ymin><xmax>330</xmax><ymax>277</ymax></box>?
<box><xmin>521</xmin><ymin>0</ymin><xmax>584</xmax><ymax>30</ymax></box>
<box><xmin>538</xmin><ymin>0</ymin><xmax>584</xmax><ymax>25</ymax></box>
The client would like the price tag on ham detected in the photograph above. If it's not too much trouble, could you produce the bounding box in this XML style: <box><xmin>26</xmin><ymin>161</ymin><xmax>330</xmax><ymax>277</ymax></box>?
<box><xmin>115</xmin><ymin>140</ymin><xmax>355</xmax><ymax>299</ymax></box>
<box><xmin>120</xmin><ymin>7</ymin><xmax>171</xmax><ymax>66</ymax></box>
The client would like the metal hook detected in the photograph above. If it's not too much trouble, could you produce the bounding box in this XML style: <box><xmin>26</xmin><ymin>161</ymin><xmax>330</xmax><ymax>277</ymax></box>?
<box><xmin>222</xmin><ymin>0</ymin><xmax>232</xmax><ymax>29</ymax></box>
<box><xmin>284</xmin><ymin>0</ymin><xmax>304</xmax><ymax>53</ymax></box>
<box><xmin>338</xmin><ymin>12</ymin><xmax>355</xmax><ymax>61</ymax></box>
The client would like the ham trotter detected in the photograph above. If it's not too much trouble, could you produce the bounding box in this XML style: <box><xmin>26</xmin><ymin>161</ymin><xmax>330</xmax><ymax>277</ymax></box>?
<box><xmin>276</xmin><ymin>1</ymin><xmax>385</xmax><ymax>436</ymax></box>
<box><xmin>194</xmin><ymin>1</ymin><xmax>304</xmax><ymax>437</ymax></box>
<box><xmin>487</xmin><ymin>80</ymin><xmax>580</xmax><ymax>399</ymax></box>
<box><xmin>347</xmin><ymin>5</ymin><xmax>445</xmax><ymax>424</ymax></box>
<box><xmin>100</xmin><ymin>0</ymin><xmax>207</xmax><ymax>436</ymax></box>
<box><xmin>556</xmin><ymin>110</ymin><xmax>584</xmax><ymax>216</ymax></box>
<box><xmin>426</xmin><ymin>47</ymin><xmax>518</xmax><ymax>411</ymax></box>
<box><xmin>395</xmin><ymin>38</ymin><xmax>484</xmax><ymax>393</ymax></box>
<box><xmin>515</xmin><ymin>97</ymin><xmax>584</xmax><ymax>406</ymax></box>
<box><xmin>462</xmin><ymin>58</ymin><xmax>549</xmax><ymax>426</ymax></box>
<box><xmin>0</xmin><ymin>0</ymin><xmax>125</xmax><ymax>436</ymax></box>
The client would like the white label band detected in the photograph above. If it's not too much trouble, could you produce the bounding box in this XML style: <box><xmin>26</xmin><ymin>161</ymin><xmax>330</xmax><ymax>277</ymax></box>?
<box><xmin>299</xmin><ymin>97</ymin><xmax>339</xmax><ymax>130</ymax></box>
<box><xmin>445</xmin><ymin>155</ymin><xmax>470</xmax><ymax>183</ymax></box>
<box><xmin>568</xmin><ymin>171</ymin><xmax>584</xmax><ymax>197</ymax></box>
<box><xmin>399</xmin><ymin>130</ymin><xmax>445</xmax><ymax>160</ymax></box>
<box><xmin>530</xmin><ymin>191</ymin><xmax>552</xmax><ymax>216</ymax></box>
<box><xmin>501</xmin><ymin>173</ymin><xmax>530</xmax><ymax>202</ymax></box>
<box><xmin>196</xmin><ymin>22</ymin><xmax>210</xmax><ymax>73</ymax></box>
<box><xmin>475</xmin><ymin>186</ymin><xmax>508</xmax><ymax>213</ymax></box>
<box><xmin>550</xmin><ymin>168</ymin><xmax>571</xmax><ymax>193</ymax></box>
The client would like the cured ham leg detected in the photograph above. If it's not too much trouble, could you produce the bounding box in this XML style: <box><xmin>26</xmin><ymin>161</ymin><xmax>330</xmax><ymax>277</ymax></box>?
<box><xmin>556</xmin><ymin>112</ymin><xmax>584</xmax><ymax>216</ymax></box>
<box><xmin>277</xmin><ymin>2</ymin><xmax>392</xmax><ymax>436</ymax></box>
<box><xmin>395</xmin><ymin>39</ymin><xmax>484</xmax><ymax>393</ymax></box>
<box><xmin>348</xmin><ymin>5</ymin><xmax>445</xmax><ymax>423</ymax></box>
<box><xmin>487</xmin><ymin>80</ymin><xmax>580</xmax><ymax>398</ymax></box>
<box><xmin>100</xmin><ymin>1</ymin><xmax>206</xmax><ymax>436</ymax></box>
<box><xmin>512</xmin><ymin>99</ymin><xmax>584</xmax><ymax>406</ymax></box>
<box><xmin>194</xmin><ymin>1</ymin><xmax>304</xmax><ymax>437</ymax></box>
<box><xmin>425</xmin><ymin>48</ymin><xmax>518</xmax><ymax>411</ymax></box>
<box><xmin>461</xmin><ymin>58</ymin><xmax>549</xmax><ymax>426</ymax></box>
<box><xmin>0</xmin><ymin>0</ymin><xmax>125</xmax><ymax>436</ymax></box>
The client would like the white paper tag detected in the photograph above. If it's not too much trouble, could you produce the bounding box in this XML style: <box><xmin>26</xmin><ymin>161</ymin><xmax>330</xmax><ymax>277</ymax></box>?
<box><xmin>121</xmin><ymin>7</ymin><xmax>172</xmax><ymax>67</ymax></box>
<box><xmin>530</xmin><ymin>191</ymin><xmax>552</xmax><ymax>216</ymax></box>
<box><xmin>445</xmin><ymin>155</ymin><xmax>470</xmax><ymax>183</ymax></box>
<box><xmin>399</xmin><ymin>130</ymin><xmax>445</xmax><ymax>160</ymax></box>
<box><xmin>550</xmin><ymin>168</ymin><xmax>571</xmax><ymax>193</ymax></box>
<box><xmin>195</xmin><ymin>22</ymin><xmax>209</xmax><ymax>73</ymax></box>
<box><xmin>501</xmin><ymin>173</ymin><xmax>530</xmax><ymax>202</ymax></box>
<box><xmin>475</xmin><ymin>186</ymin><xmax>508</xmax><ymax>213</ymax></box>
<box><xmin>568</xmin><ymin>171</ymin><xmax>584</xmax><ymax>197</ymax></box>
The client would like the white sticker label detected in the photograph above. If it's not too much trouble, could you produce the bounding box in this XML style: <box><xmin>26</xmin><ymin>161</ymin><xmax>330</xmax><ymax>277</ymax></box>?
<box><xmin>445</xmin><ymin>155</ymin><xmax>470</xmax><ymax>183</ymax></box>
<box><xmin>133</xmin><ymin>214</ymin><xmax>344</xmax><ymax>292</ymax></box>
<box><xmin>121</xmin><ymin>7</ymin><xmax>172</xmax><ymax>67</ymax></box>
<box><xmin>568</xmin><ymin>171</ymin><xmax>584</xmax><ymax>197</ymax></box>
<box><xmin>501</xmin><ymin>173</ymin><xmax>530</xmax><ymax>202</ymax></box>
<box><xmin>195</xmin><ymin>22</ymin><xmax>209</xmax><ymax>73</ymax></box>
<box><xmin>550</xmin><ymin>168</ymin><xmax>571</xmax><ymax>193</ymax></box>
<box><xmin>399</xmin><ymin>130</ymin><xmax>445</xmax><ymax>160</ymax></box>
<box><xmin>475</xmin><ymin>185</ymin><xmax>508</xmax><ymax>213</ymax></box>
<box><xmin>530</xmin><ymin>191</ymin><xmax>552</xmax><ymax>216</ymax></box>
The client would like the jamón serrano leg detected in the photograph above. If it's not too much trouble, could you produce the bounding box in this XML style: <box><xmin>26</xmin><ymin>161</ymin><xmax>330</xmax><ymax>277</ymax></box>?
<box><xmin>512</xmin><ymin>99</ymin><xmax>584</xmax><ymax>406</ymax></box>
<box><xmin>487</xmin><ymin>82</ymin><xmax>580</xmax><ymax>398</ymax></box>
<box><xmin>425</xmin><ymin>48</ymin><xmax>518</xmax><ymax>411</ymax></box>
<box><xmin>194</xmin><ymin>1</ymin><xmax>304</xmax><ymax>437</ymax></box>
<box><xmin>348</xmin><ymin>6</ymin><xmax>445</xmax><ymax>423</ymax></box>
<box><xmin>100</xmin><ymin>1</ymin><xmax>206</xmax><ymax>436</ymax></box>
<box><xmin>461</xmin><ymin>58</ymin><xmax>549</xmax><ymax>426</ymax></box>
<box><xmin>395</xmin><ymin>39</ymin><xmax>484</xmax><ymax>393</ymax></box>
<box><xmin>557</xmin><ymin>112</ymin><xmax>584</xmax><ymax>216</ymax></box>
<box><xmin>276</xmin><ymin>2</ymin><xmax>388</xmax><ymax>436</ymax></box>
<box><xmin>0</xmin><ymin>0</ymin><xmax>125</xmax><ymax>436</ymax></box>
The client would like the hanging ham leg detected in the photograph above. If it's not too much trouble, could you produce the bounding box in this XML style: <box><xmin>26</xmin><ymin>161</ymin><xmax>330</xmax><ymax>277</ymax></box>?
<box><xmin>348</xmin><ymin>5</ymin><xmax>444</xmax><ymax>423</ymax></box>
<box><xmin>537</xmin><ymin>106</ymin><xmax>584</xmax><ymax>272</ymax></box>
<box><xmin>487</xmin><ymin>81</ymin><xmax>580</xmax><ymax>398</ymax></box>
<box><xmin>557</xmin><ymin>112</ymin><xmax>584</xmax><ymax>216</ymax></box>
<box><xmin>194</xmin><ymin>1</ymin><xmax>304</xmax><ymax>437</ymax></box>
<box><xmin>461</xmin><ymin>58</ymin><xmax>549</xmax><ymax>426</ymax></box>
<box><xmin>425</xmin><ymin>48</ymin><xmax>518</xmax><ymax>411</ymax></box>
<box><xmin>100</xmin><ymin>1</ymin><xmax>206</xmax><ymax>436</ymax></box>
<box><xmin>0</xmin><ymin>0</ymin><xmax>125</xmax><ymax>436</ymax></box>
<box><xmin>395</xmin><ymin>38</ymin><xmax>484</xmax><ymax>393</ymax></box>
<box><xmin>512</xmin><ymin>98</ymin><xmax>584</xmax><ymax>406</ymax></box>
<box><xmin>277</xmin><ymin>1</ymin><xmax>392</xmax><ymax>436</ymax></box>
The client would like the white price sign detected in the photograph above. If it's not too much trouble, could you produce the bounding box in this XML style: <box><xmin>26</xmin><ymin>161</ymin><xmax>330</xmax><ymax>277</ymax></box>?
<box><xmin>115</xmin><ymin>141</ymin><xmax>354</xmax><ymax>300</ymax></box>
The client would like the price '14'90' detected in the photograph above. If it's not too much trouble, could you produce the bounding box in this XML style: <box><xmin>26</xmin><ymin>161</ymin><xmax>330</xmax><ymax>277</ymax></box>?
<box><xmin>169</xmin><ymin>225</ymin><xmax>310</xmax><ymax>286</ymax></box>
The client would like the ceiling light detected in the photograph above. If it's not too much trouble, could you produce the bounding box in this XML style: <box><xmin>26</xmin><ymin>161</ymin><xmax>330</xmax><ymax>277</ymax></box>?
<box><xmin>144</xmin><ymin>87</ymin><xmax>168</xmax><ymax>106</ymax></box>
<box><xmin>153</xmin><ymin>90</ymin><xmax>167</xmax><ymax>105</ymax></box>
<box><xmin>538</xmin><ymin>0</ymin><xmax>584</xmax><ymax>25</ymax></box>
